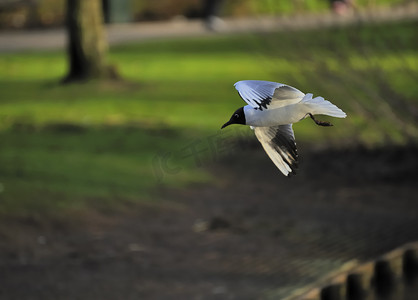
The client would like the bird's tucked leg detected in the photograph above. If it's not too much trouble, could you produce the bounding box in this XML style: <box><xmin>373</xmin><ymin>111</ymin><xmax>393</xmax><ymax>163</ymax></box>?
<box><xmin>308</xmin><ymin>113</ymin><xmax>333</xmax><ymax>127</ymax></box>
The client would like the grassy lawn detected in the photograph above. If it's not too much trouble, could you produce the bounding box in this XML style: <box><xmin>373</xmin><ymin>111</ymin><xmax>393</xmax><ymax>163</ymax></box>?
<box><xmin>227</xmin><ymin>0</ymin><xmax>408</xmax><ymax>15</ymax></box>
<box><xmin>0</xmin><ymin>20</ymin><xmax>417</xmax><ymax>219</ymax></box>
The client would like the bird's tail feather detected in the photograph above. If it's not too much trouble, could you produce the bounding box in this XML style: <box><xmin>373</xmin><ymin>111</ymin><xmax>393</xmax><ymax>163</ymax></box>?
<box><xmin>301</xmin><ymin>93</ymin><xmax>346</xmax><ymax>118</ymax></box>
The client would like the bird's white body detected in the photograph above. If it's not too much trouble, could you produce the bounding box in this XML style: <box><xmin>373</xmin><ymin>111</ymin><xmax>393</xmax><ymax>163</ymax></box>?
<box><xmin>223</xmin><ymin>80</ymin><xmax>347</xmax><ymax>176</ymax></box>
<box><xmin>244</xmin><ymin>103</ymin><xmax>307</xmax><ymax>127</ymax></box>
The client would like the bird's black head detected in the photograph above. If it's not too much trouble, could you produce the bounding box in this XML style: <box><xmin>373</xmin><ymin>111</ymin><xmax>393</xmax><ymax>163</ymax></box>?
<box><xmin>221</xmin><ymin>107</ymin><xmax>246</xmax><ymax>129</ymax></box>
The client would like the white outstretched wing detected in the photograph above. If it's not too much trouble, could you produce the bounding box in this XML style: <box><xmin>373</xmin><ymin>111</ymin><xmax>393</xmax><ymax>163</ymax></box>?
<box><xmin>234</xmin><ymin>80</ymin><xmax>305</xmax><ymax>111</ymax></box>
<box><xmin>253</xmin><ymin>125</ymin><xmax>298</xmax><ymax>176</ymax></box>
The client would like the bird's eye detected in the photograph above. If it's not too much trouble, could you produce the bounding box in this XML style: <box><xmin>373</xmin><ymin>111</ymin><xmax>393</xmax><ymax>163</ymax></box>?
<box><xmin>234</xmin><ymin>114</ymin><xmax>239</xmax><ymax>118</ymax></box>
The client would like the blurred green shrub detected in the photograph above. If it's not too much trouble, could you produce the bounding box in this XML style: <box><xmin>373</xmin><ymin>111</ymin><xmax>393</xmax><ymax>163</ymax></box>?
<box><xmin>132</xmin><ymin>0</ymin><xmax>201</xmax><ymax>21</ymax></box>
<box><xmin>0</xmin><ymin>0</ymin><xmax>65</xmax><ymax>28</ymax></box>
<box><xmin>0</xmin><ymin>0</ymin><xmax>411</xmax><ymax>29</ymax></box>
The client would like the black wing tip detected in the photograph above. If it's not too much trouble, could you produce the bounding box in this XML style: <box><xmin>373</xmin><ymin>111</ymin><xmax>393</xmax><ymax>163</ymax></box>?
<box><xmin>287</xmin><ymin>163</ymin><xmax>299</xmax><ymax>177</ymax></box>
<box><xmin>287</xmin><ymin>171</ymin><xmax>297</xmax><ymax>177</ymax></box>
<box><xmin>270</xmin><ymin>138</ymin><xmax>298</xmax><ymax>177</ymax></box>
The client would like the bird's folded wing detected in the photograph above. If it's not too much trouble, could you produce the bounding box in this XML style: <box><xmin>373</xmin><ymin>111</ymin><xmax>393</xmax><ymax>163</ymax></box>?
<box><xmin>253</xmin><ymin>125</ymin><xmax>298</xmax><ymax>176</ymax></box>
<box><xmin>234</xmin><ymin>80</ymin><xmax>305</xmax><ymax>111</ymax></box>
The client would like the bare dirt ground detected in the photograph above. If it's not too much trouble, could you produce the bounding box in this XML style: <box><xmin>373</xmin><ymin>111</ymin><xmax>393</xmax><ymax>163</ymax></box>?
<box><xmin>0</xmin><ymin>142</ymin><xmax>417</xmax><ymax>300</ymax></box>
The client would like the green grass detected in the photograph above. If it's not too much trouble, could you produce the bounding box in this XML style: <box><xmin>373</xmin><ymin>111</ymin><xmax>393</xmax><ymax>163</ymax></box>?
<box><xmin>226</xmin><ymin>0</ymin><xmax>407</xmax><ymax>16</ymax></box>
<box><xmin>0</xmin><ymin>20</ymin><xmax>417</xmax><ymax>218</ymax></box>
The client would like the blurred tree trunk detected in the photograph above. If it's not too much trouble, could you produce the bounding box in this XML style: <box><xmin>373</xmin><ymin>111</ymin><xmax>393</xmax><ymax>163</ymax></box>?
<box><xmin>64</xmin><ymin>0</ymin><xmax>117</xmax><ymax>82</ymax></box>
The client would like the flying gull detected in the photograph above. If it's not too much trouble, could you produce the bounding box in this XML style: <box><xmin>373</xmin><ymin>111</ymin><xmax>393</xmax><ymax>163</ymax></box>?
<box><xmin>221</xmin><ymin>80</ymin><xmax>347</xmax><ymax>176</ymax></box>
